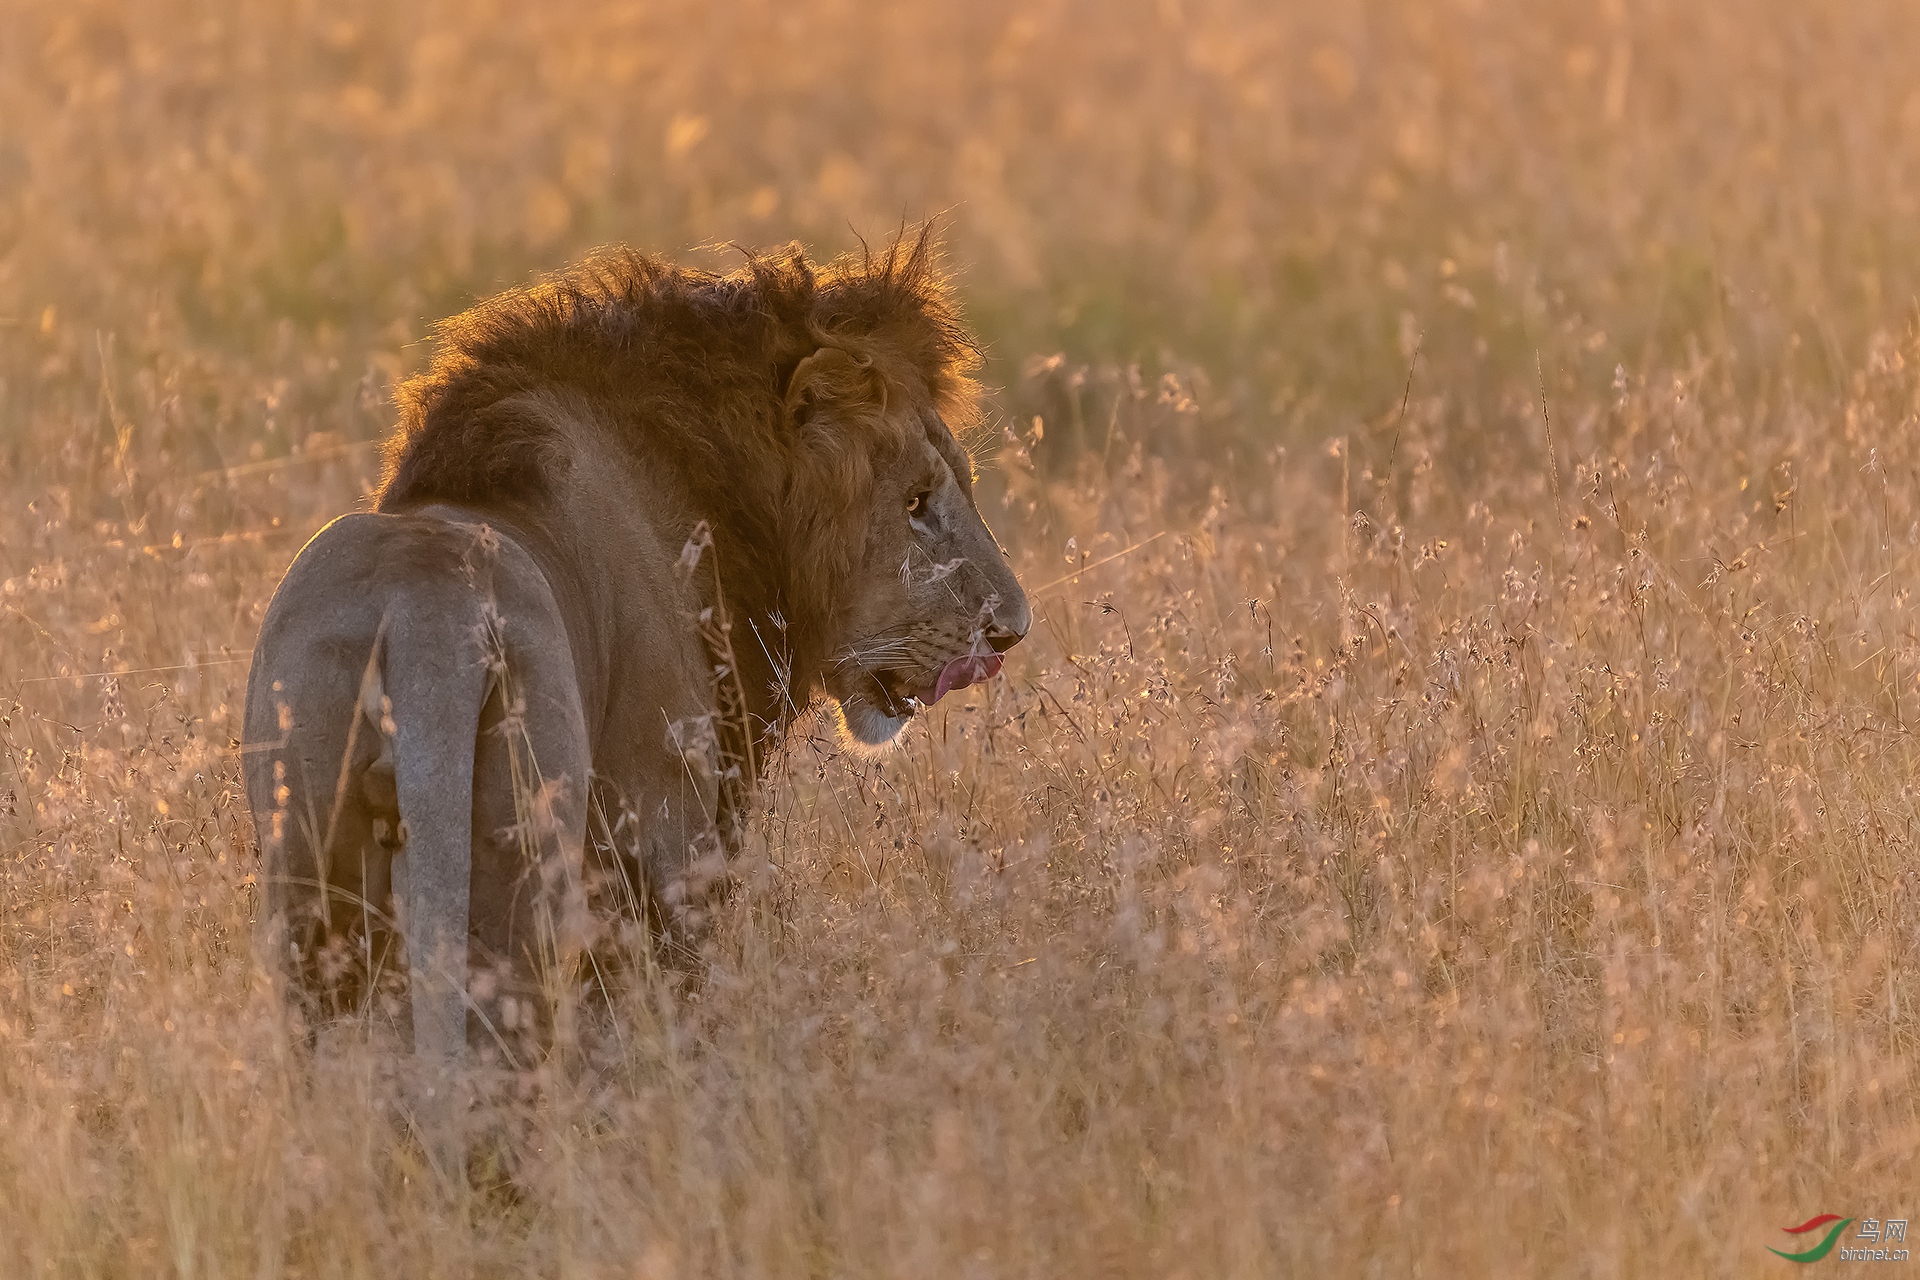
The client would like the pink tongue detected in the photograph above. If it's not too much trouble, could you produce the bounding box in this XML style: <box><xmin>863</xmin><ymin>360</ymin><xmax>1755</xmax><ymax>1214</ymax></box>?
<box><xmin>922</xmin><ymin>653</ymin><xmax>1003</xmax><ymax>704</ymax></box>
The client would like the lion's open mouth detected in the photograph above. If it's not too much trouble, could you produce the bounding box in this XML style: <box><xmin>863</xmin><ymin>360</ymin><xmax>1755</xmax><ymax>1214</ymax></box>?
<box><xmin>877</xmin><ymin>653</ymin><xmax>1005</xmax><ymax>715</ymax></box>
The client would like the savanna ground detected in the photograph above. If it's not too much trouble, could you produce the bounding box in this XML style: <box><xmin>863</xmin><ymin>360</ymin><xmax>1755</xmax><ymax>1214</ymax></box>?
<box><xmin>4</xmin><ymin>1</ymin><xmax>1920</xmax><ymax>1274</ymax></box>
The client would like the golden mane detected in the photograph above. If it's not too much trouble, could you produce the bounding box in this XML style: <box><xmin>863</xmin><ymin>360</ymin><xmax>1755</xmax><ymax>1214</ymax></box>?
<box><xmin>378</xmin><ymin>227</ymin><xmax>979</xmax><ymax>515</ymax></box>
<box><xmin>374</xmin><ymin>228</ymin><xmax>983</xmax><ymax>678</ymax></box>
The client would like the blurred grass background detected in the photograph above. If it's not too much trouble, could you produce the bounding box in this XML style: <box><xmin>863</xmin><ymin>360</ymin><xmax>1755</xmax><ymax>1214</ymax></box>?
<box><xmin>8</xmin><ymin>0</ymin><xmax>1920</xmax><ymax>480</ymax></box>
<box><xmin>5</xmin><ymin>1</ymin><xmax>1920</xmax><ymax>1275</ymax></box>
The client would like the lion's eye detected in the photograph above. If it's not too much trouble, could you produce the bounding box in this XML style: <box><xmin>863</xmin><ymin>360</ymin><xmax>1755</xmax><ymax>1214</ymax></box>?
<box><xmin>906</xmin><ymin>490</ymin><xmax>931</xmax><ymax>519</ymax></box>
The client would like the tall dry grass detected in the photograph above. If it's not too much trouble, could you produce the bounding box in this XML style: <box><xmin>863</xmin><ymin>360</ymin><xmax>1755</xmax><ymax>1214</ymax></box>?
<box><xmin>4</xmin><ymin>0</ymin><xmax>1920</xmax><ymax>1274</ymax></box>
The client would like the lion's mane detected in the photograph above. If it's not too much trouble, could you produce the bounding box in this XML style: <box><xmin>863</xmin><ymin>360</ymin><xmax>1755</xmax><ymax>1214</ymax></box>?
<box><xmin>377</xmin><ymin>229</ymin><xmax>980</xmax><ymax>664</ymax></box>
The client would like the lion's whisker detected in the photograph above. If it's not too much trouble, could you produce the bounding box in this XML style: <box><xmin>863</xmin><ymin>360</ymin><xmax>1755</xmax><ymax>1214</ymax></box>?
<box><xmin>832</xmin><ymin>640</ymin><xmax>916</xmax><ymax>673</ymax></box>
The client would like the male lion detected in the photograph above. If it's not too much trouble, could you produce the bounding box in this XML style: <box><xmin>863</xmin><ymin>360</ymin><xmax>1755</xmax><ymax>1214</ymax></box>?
<box><xmin>241</xmin><ymin>232</ymin><xmax>1029</xmax><ymax>1069</ymax></box>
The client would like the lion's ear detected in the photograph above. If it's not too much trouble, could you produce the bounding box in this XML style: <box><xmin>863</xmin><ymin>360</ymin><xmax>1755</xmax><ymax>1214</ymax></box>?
<box><xmin>784</xmin><ymin>346</ymin><xmax>880</xmax><ymax>428</ymax></box>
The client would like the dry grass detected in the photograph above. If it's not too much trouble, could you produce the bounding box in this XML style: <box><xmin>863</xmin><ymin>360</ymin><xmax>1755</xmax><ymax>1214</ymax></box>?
<box><xmin>5</xmin><ymin>0</ymin><xmax>1920</xmax><ymax>1274</ymax></box>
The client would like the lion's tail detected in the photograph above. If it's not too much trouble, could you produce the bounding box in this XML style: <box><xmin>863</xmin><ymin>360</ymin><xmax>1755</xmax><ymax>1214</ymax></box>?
<box><xmin>377</xmin><ymin>591</ymin><xmax>495</xmax><ymax>1069</ymax></box>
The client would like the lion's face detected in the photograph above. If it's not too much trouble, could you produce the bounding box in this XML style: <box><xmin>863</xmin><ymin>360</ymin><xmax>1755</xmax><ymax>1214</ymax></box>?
<box><xmin>826</xmin><ymin>407</ymin><xmax>1030</xmax><ymax>747</ymax></box>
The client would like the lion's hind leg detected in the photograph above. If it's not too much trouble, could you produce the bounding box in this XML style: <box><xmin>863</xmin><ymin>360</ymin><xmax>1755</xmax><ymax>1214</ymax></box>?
<box><xmin>245</xmin><ymin>634</ymin><xmax>398</xmax><ymax>1029</ymax></box>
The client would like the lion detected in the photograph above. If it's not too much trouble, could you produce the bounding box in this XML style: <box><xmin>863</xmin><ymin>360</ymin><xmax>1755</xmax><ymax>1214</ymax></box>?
<box><xmin>241</xmin><ymin>231</ymin><xmax>1029</xmax><ymax>1071</ymax></box>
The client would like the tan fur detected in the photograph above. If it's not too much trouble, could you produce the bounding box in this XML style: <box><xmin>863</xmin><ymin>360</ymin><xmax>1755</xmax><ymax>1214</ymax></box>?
<box><xmin>241</xmin><ymin>230</ymin><xmax>1029</xmax><ymax>1064</ymax></box>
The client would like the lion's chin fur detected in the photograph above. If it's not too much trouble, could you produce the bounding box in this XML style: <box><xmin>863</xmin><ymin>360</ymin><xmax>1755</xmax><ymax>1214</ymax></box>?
<box><xmin>835</xmin><ymin>696</ymin><xmax>912</xmax><ymax>751</ymax></box>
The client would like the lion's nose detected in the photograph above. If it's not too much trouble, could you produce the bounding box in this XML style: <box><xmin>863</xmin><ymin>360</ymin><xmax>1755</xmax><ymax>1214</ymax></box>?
<box><xmin>985</xmin><ymin>595</ymin><xmax>1031</xmax><ymax>652</ymax></box>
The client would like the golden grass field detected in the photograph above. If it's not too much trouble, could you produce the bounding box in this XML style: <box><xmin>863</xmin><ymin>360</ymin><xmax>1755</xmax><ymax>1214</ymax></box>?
<box><xmin>5</xmin><ymin>0</ymin><xmax>1920</xmax><ymax>1274</ymax></box>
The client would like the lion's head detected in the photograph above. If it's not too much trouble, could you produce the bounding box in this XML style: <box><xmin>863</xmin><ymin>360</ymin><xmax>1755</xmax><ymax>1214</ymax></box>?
<box><xmin>791</xmin><ymin>353</ymin><xmax>1031</xmax><ymax>746</ymax></box>
<box><xmin>378</xmin><ymin>227</ymin><xmax>1028</xmax><ymax>748</ymax></box>
<box><xmin>767</xmin><ymin>254</ymin><xmax>1030</xmax><ymax>748</ymax></box>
